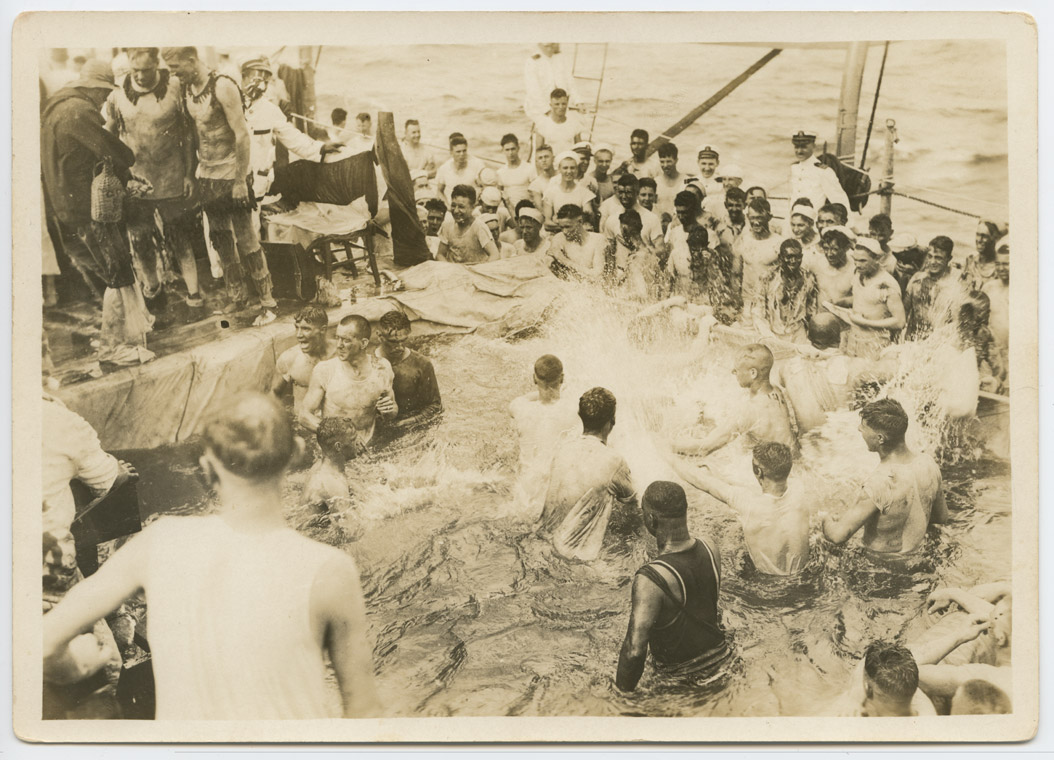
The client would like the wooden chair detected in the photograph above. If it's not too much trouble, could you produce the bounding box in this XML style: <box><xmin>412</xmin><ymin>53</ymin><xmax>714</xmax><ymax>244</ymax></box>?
<box><xmin>305</xmin><ymin>227</ymin><xmax>380</xmax><ymax>287</ymax></box>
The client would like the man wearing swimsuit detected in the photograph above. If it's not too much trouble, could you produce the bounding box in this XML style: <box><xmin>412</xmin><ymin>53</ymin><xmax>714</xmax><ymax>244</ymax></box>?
<box><xmin>616</xmin><ymin>481</ymin><xmax>729</xmax><ymax>691</ymax></box>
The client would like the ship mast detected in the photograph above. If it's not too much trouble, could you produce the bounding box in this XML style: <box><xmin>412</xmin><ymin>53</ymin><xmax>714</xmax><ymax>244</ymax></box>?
<box><xmin>835</xmin><ymin>41</ymin><xmax>869</xmax><ymax>165</ymax></box>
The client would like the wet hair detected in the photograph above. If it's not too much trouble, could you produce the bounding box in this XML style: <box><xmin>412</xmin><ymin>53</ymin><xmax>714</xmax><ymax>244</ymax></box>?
<box><xmin>578</xmin><ymin>387</ymin><xmax>616</xmax><ymax>432</ymax></box>
<box><xmin>959</xmin><ymin>291</ymin><xmax>991</xmax><ymax>328</ymax></box>
<box><xmin>792</xmin><ymin>197</ymin><xmax>813</xmax><ymax>208</ymax></box>
<box><xmin>424</xmin><ymin>198</ymin><xmax>447</xmax><ymax>215</ymax></box>
<box><xmin>779</xmin><ymin>238</ymin><xmax>804</xmax><ymax>256</ymax></box>
<box><xmin>630</xmin><ymin>128</ymin><xmax>649</xmax><ymax>143</ymax></box>
<box><xmin>747</xmin><ymin>197</ymin><xmax>771</xmax><ymax>216</ymax></box>
<box><xmin>126</xmin><ymin>47</ymin><xmax>160</xmax><ymax>63</ymax></box>
<box><xmin>293</xmin><ymin>304</ymin><xmax>328</xmax><ymax>328</ymax></box>
<box><xmin>745</xmin><ymin>185</ymin><xmax>767</xmax><ymax>198</ymax></box>
<box><xmin>725</xmin><ymin>186</ymin><xmax>747</xmax><ymax>203</ymax></box>
<box><xmin>356</xmin><ymin>112</ymin><xmax>370</xmax><ymax>123</ymax></box>
<box><xmin>161</xmin><ymin>46</ymin><xmax>198</xmax><ymax>63</ymax></box>
<box><xmin>638</xmin><ymin>177</ymin><xmax>657</xmax><ymax>192</ymax></box>
<box><xmin>821</xmin><ymin>227</ymin><xmax>853</xmax><ymax>249</ymax></box>
<box><xmin>808</xmin><ymin>313</ymin><xmax>843</xmax><ymax>350</ymax></box>
<box><xmin>535</xmin><ymin>144</ymin><xmax>553</xmax><ymax>156</ymax></box>
<box><xmin>514</xmin><ymin>199</ymin><xmax>536</xmax><ymax>215</ymax></box>
<box><xmin>202</xmin><ymin>392</ymin><xmax>295</xmax><ymax>479</ymax></box>
<box><xmin>657</xmin><ymin>142</ymin><xmax>678</xmax><ymax>159</ymax></box>
<box><xmin>533</xmin><ymin>354</ymin><xmax>563</xmax><ymax>385</ymax></box>
<box><xmin>619</xmin><ymin>209</ymin><xmax>643</xmax><ymax>229</ymax></box>
<box><xmin>642</xmin><ymin>481</ymin><xmax>688</xmax><ymax>519</ymax></box>
<box><xmin>869</xmin><ymin>213</ymin><xmax>893</xmax><ymax>235</ymax></box>
<box><xmin>863</xmin><ymin>641</ymin><xmax>918</xmax><ymax>702</ymax></box>
<box><xmin>338</xmin><ymin>313</ymin><xmax>372</xmax><ymax>340</ymax></box>
<box><xmin>332</xmin><ymin>108</ymin><xmax>348</xmax><ymax>125</ymax></box>
<box><xmin>316</xmin><ymin>416</ymin><xmax>361</xmax><ymax>463</ymax></box>
<box><xmin>451</xmin><ymin>184</ymin><xmax>477</xmax><ymax>205</ymax></box>
<box><xmin>687</xmin><ymin>226</ymin><xmax>709</xmax><ymax>250</ymax></box>
<box><xmin>449</xmin><ymin>134</ymin><xmax>468</xmax><ymax>149</ymax></box>
<box><xmin>550</xmin><ymin>88</ymin><xmax>568</xmax><ymax>100</ymax></box>
<box><xmin>821</xmin><ymin>203</ymin><xmax>849</xmax><ymax>225</ymax></box>
<box><xmin>404</xmin><ymin>118</ymin><xmax>419</xmax><ymax>129</ymax></box>
<box><xmin>616</xmin><ymin>173</ymin><xmax>640</xmax><ymax>189</ymax></box>
<box><xmin>859</xmin><ymin>398</ymin><xmax>909</xmax><ymax>446</ymax></box>
<box><xmin>500</xmin><ymin>133</ymin><xmax>519</xmax><ymax>147</ymax></box>
<box><xmin>738</xmin><ymin>343</ymin><xmax>774</xmax><ymax>375</ymax></box>
<box><xmin>674</xmin><ymin>190</ymin><xmax>699</xmax><ymax>214</ymax></box>
<box><xmin>929</xmin><ymin>236</ymin><xmax>954</xmax><ymax>256</ymax></box>
<box><xmin>379</xmin><ymin>310</ymin><xmax>411</xmax><ymax>333</ymax></box>
<box><xmin>753</xmin><ymin>442</ymin><xmax>793</xmax><ymax>481</ymax></box>
<box><xmin>556</xmin><ymin>204</ymin><xmax>583</xmax><ymax>220</ymax></box>
<box><xmin>951</xmin><ymin>680</ymin><xmax>1012</xmax><ymax>715</ymax></box>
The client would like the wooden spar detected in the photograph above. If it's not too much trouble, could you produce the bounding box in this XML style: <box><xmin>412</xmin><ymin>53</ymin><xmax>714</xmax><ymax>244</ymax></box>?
<box><xmin>880</xmin><ymin>118</ymin><xmax>896</xmax><ymax>216</ymax></box>
<box><xmin>645</xmin><ymin>49</ymin><xmax>782</xmax><ymax>157</ymax></box>
<box><xmin>298</xmin><ymin>46</ymin><xmax>323</xmax><ymax>139</ymax></box>
<box><xmin>835</xmin><ymin>42</ymin><xmax>869</xmax><ymax>164</ymax></box>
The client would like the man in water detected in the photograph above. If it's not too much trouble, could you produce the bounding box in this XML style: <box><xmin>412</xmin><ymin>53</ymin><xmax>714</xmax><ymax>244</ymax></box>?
<box><xmin>904</xmin><ymin>236</ymin><xmax>962</xmax><ymax>340</ymax></box>
<box><xmin>981</xmin><ymin>237</ymin><xmax>1009</xmax><ymax>388</ymax></box>
<box><xmin>509</xmin><ymin>354</ymin><xmax>581</xmax><ymax>516</ymax></box>
<box><xmin>734</xmin><ymin>197</ymin><xmax>782</xmax><ymax>317</ymax></box>
<box><xmin>162</xmin><ymin>46</ymin><xmax>278</xmax><ymax>321</ymax></box>
<box><xmin>605</xmin><ymin>209</ymin><xmax>665</xmax><ymax>301</ymax></box>
<box><xmin>825</xmin><ymin>237</ymin><xmax>905</xmax><ymax>361</ymax></box>
<box><xmin>754</xmin><ymin>238</ymin><xmax>819</xmax><ymax>345</ymax></box>
<box><xmin>599</xmin><ymin>173</ymin><xmax>663</xmax><ymax>246</ymax></box>
<box><xmin>496</xmin><ymin>133</ymin><xmax>536</xmax><ymax>211</ymax></box>
<box><xmin>868</xmin><ymin>213</ymin><xmax>898</xmax><ymax>274</ymax></box>
<box><xmin>436</xmin><ymin>134</ymin><xmax>484</xmax><ymax>205</ymax></box>
<box><xmin>540</xmin><ymin>387</ymin><xmax>637</xmax><ymax>562</ymax></box>
<box><xmin>300</xmin><ymin>315</ymin><xmax>398</xmax><ymax>447</ymax></box>
<box><xmin>671</xmin><ymin>442</ymin><xmax>809</xmax><ymax>576</ymax></box>
<box><xmin>436</xmin><ymin>185</ymin><xmax>499</xmax><ymax>264</ymax></box>
<box><xmin>482</xmin><ymin>214</ymin><xmax>516</xmax><ymax>259</ymax></box>
<box><xmin>617</xmin><ymin>128</ymin><xmax>659</xmax><ymax>179</ymax></box>
<box><xmin>654</xmin><ymin>142</ymin><xmax>683</xmax><ymax>222</ymax></box>
<box><xmin>615</xmin><ymin>481</ymin><xmax>728</xmax><ymax>691</ymax></box>
<box><xmin>807</xmin><ymin>225</ymin><xmax>856</xmax><ymax>306</ymax></box>
<box><xmin>401</xmin><ymin>119</ymin><xmax>436</xmax><ymax>179</ymax></box>
<box><xmin>532</xmin><ymin>88</ymin><xmax>582</xmax><ymax>156</ymax></box>
<box><xmin>527</xmin><ymin>144</ymin><xmax>556</xmax><ymax>210</ymax></box>
<box><xmin>961</xmin><ymin>220</ymin><xmax>1004</xmax><ymax>292</ymax></box>
<box><xmin>822</xmin><ymin>398</ymin><xmax>948</xmax><ymax>554</ymax></box>
<box><xmin>674</xmin><ymin>344</ymin><xmax>797</xmax><ymax>457</ymax></box>
<box><xmin>548</xmin><ymin>204</ymin><xmax>605</xmax><ymax>282</ymax></box>
<box><xmin>591</xmin><ymin>146</ymin><xmax>616</xmax><ymax>206</ymax></box>
<box><xmin>542</xmin><ymin>151</ymin><xmax>596</xmax><ymax>231</ymax></box>
<box><xmin>789</xmin><ymin>130</ymin><xmax>851</xmax><ymax>214</ymax></box>
<box><xmin>830</xmin><ymin>640</ymin><xmax>937</xmax><ymax>717</ymax></box>
<box><xmin>423</xmin><ymin>198</ymin><xmax>447</xmax><ymax>257</ymax></box>
<box><xmin>43</xmin><ymin>393</ymin><xmax>381</xmax><ymax>719</ymax></box>
<box><xmin>374</xmin><ymin>310</ymin><xmax>442</xmax><ymax>432</ymax></box>
<box><xmin>272</xmin><ymin>305</ymin><xmax>335</xmax><ymax>416</ymax></box>
<box><xmin>513</xmin><ymin>206</ymin><xmax>551</xmax><ymax>257</ymax></box>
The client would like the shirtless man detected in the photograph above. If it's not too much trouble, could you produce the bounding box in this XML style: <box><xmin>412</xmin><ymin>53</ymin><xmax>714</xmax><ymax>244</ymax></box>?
<box><xmin>734</xmin><ymin>197</ymin><xmax>782</xmax><ymax>317</ymax></box>
<box><xmin>808</xmin><ymin>225</ymin><xmax>856</xmax><ymax>306</ymax></box>
<box><xmin>868</xmin><ymin>213</ymin><xmax>898</xmax><ymax>275</ymax></box>
<box><xmin>591</xmin><ymin>147</ymin><xmax>616</xmax><ymax>206</ymax></box>
<box><xmin>548</xmin><ymin>204</ymin><xmax>606</xmax><ymax>282</ymax></box>
<box><xmin>822</xmin><ymin>398</ymin><xmax>948</xmax><ymax>554</ymax></box>
<box><xmin>671</xmin><ymin>442</ymin><xmax>809</xmax><ymax>576</ymax></box>
<box><xmin>543</xmin><ymin>151</ymin><xmax>596</xmax><ymax>231</ymax></box>
<box><xmin>513</xmin><ymin>206</ymin><xmax>551</xmax><ymax>257</ymax></box>
<box><xmin>436</xmin><ymin>185</ymin><xmax>499</xmax><ymax>264</ymax></box>
<box><xmin>401</xmin><ymin>119</ymin><xmax>436</xmax><ymax>179</ymax></box>
<box><xmin>300</xmin><ymin>315</ymin><xmax>398</xmax><ymax>447</ymax></box>
<box><xmin>824</xmin><ymin>238</ymin><xmax>906</xmax><ymax>361</ymax></box>
<box><xmin>981</xmin><ymin>238</ymin><xmax>1009</xmax><ymax>385</ymax></box>
<box><xmin>674</xmin><ymin>344</ymin><xmax>797</xmax><ymax>457</ymax></box>
<box><xmin>509</xmin><ymin>354</ymin><xmax>581</xmax><ymax>516</ymax></box>
<box><xmin>598</xmin><ymin>173</ymin><xmax>662</xmax><ymax>247</ymax></box>
<box><xmin>922</xmin><ymin>581</ymin><xmax>1012</xmax><ymax>667</ymax></box>
<box><xmin>272</xmin><ymin>305</ymin><xmax>335</xmax><ymax>416</ymax></box>
<box><xmin>616</xmin><ymin>129</ymin><xmax>660</xmax><ymax>179</ymax></box>
<box><xmin>829</xmin><ymin>640</ymin><xmax>937</xmax><ymax>717</ymax></box>
<box><xmin>904</xmin><ymin>236</ymin><xmax>962</xmax><ymax>340</ymax></box>
<box><xmin>375</xmin><ymin>310</ymin><xmax>442</xmax><ymax>432</ymax></box>
<box><xmin>540</xmin><ymin>387</ymin><xmax>637</xmax><ymax>562</ymax></box>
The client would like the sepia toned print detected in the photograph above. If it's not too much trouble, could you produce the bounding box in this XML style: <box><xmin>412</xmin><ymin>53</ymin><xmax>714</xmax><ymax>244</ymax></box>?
<box><xmin>13</xmin><ymin>11</ymin><xmax>1038</xmax><ymax>743</ymax></box>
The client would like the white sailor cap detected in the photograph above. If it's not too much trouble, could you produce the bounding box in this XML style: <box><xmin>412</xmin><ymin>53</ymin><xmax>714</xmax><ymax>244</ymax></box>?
<box><xmin>555</xmin><ymin>150</ymin><xmax>580</xmax><ymax>166</ymax></box>
<box><xmin>478</xmin><ymin>213</ymin><xmax>501</xmax><ymax>227</ymax></box>
<box><xmin>480</xmin><ymin>186</ymin><xmax>503</xmax><ymax>206</ymax></box>
<box><xmin>822</xmin><ymin>225</ymin><xmax>856</xmax><ymax>244</ymax></box>
<box><xmin>716</xmin><ymin>163</ymin><xmax>743</xmax><ymax>180</ymax></box>
<box><xmin>519</xmin><ymin>207</ymin><xmax>545</xmax><ymax>224</ymax></box>
<box><xmin>790</xmin><ymin>203</ymin><xmax>817</xmax><ymax>221</ymax></box>
<box><xmin>889</xmin><ymin>232</ymin><xmax>917</xmax><ymax>252</ymax></box>
<box><xmin>995</xmin><ymin>234</ymin><xmax>1009</xmax><ymax>252</ymax></box>
<box><xmin>854</xmin><ymin>237</ymin><xmax>883</xmax><ymax>256</ymax></box>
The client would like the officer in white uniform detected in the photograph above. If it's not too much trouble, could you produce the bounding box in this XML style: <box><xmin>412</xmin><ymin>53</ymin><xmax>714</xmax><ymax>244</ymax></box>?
<box><xmin>788</xmin><ymin>130</ymin><xmax>851</xmax><ymax>214</ymax></box>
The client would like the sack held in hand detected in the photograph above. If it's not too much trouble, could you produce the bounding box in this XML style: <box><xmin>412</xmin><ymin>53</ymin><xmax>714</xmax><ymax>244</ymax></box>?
<box><xmin>91</xmin><ymin>158</ymin><xmax>125</xmax><ymax>223</ymax></box>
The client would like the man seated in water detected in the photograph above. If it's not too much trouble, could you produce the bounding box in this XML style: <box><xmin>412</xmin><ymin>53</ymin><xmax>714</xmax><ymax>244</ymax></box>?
<box><xmin>374</xmin><ymin>310</ymin><xmax>443</xmax><ymax>433</ymax></box>
<box><xmin>548</xmin><ymin>204</ymin><xmax>606</xmax><ymax>282</ymax></box>
<box><xmin>824</xmin><ymin>237</ymin><xmax>906</xmax><ymax>361</ymax></box>
<box><xmin>753</xmin><ymin>238</ymin><xmax>819</xmax><ymax>345</ymax></box>
<box><xmin>822</xmin><ymin>398</ymin><xmax>948</xmax><ymax>554</ymax></box>
<box><xmin>615</xmin><ymin>481</ymin><xmax>728</xmax><ymax>691</ymax></box>
<box><xmin>831</xmin><ymin>640</ymin><xmax>937</xmax><ymax>716</ymax></box>
<box><xmin>272</xmin><ymin>306</ymin><xmax>335</xmax><ymax>417</ymax></box>
<box><xmin>301</xmin><ymin>315</ymin><xmax>398</xmax><ymax>446</ymax></box>
<box><xmin>923</xmin><ymin>581</ymin><xmax>1012</xmax><ymax>667</ymax></box>
<box><xmin>539</xmin><ymin>387</ymin><xmax>637</xmax><ymax>562</ymax></box>
<box><xmin>981</xmin><ymin>236</ymin><xmax>1009</xmax><ymax>390</ymax></box>
<box><xmin>509</xmin><ymin>354</ymin><xmax>581</xmax><ymax>516</ymax></box>
<box><xmin>674</xmin><ymin>344</ymin><xmax>797</xmax><ymax>457</ymax></box>
<box><xmin>304</xmin><ymin>416</ymin><xmax>361</xmax><ymax>518</ymax></box>
<box><xmin>436</xmin><ymin>184</ymin><xmax>500</xmax><ymax>264</ymax></box>
<box><xmin>669</xmin><ymin>442</ymin><xmax>809</xmax><ymax>576</ymax></box>
<box><xmin>43</xmin><ymin>393</ymin><xmax>381</xmax><ymax>719</ymax></box>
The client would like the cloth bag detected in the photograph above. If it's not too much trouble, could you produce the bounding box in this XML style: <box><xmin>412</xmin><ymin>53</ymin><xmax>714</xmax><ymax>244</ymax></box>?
<box><xmin>91</xmin><ymin>158</ymin><xmax>125</xmax><ymax>223</ymax></box>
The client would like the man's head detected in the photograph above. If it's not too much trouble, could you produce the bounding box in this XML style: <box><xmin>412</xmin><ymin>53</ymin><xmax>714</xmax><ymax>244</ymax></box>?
<box><xmin>789</xmin><ymin>205</ymin><xmax>816</xmax><ymax>242</ymax></box>
<box><xmin>975</xmin><ymin>220</ymin><xmax>1001</xmax><ymax>257</ymax></box>
<box><xmin>126</xmin><ymin>47</ymin><xmax>161</xmax><ymax>90</ymax></box>
<box><xmin>378</xmin><ymin>310</ymin><xmax>412</xmax><ymax>356</ymax></box>
<box><xmin>535</xmin><ymin>144</ymin><xmax>554</xmax><ymax>173</ymax></box>
<box><xmin>518</xmin><ymin>205</ymin><xmax>544</xmax><ymax>242</ymax></box>
<box><xmin>995</xmin><ymin>236</ymin><xmax>1009</xmax><ymax>284</ymax></box>
<box><xmin>335</xmin><ymin>314</ymin><xmax>372</xmax><ymax>363</ymax></box>
<box><xmin>533</xmin><ymin>354</ymin><xmax>564</xmax><ymax>389</ymax></box>
<box><xmin>594</xmin><ymin>148</ymin><xmax>613</xmax><ymax>176</ymax></box>
<box><xmin>724</xmin><ymin>187</ymin><xmax>747</xmax><ymax>225</ymax></box>
<box><xmin>481</xmin><ymin>214</ymin><xmax>502</xmax><ymax>244</ymax></box>
<box><xmin>424</xmin><ymin>198</ymin><xmax>447</xmax><ymax>236</ymax></box>
<box><xmin>501</xmin><ymin>133</ymin><xmax>520</xmax><ymax>163</ymax></box>
<box><xmin>674</xmin><ymin>190</ymin><xmax>700</xmax><ymax>229</ymax></box>
<box><xmin>819</xmin><ymin>202</ymin><xmax>849</xmax><ymax>230</ymax></box>
<box><xmin>549</xmin><ymin>88</ymin><xmax>569</xmax><ymax>119</ymax></box>
<box><xmin>616</xmin><ymin>173</ymin><xmax>640</xmax><ymax>209</ymax></box>
<box><xmin>718</xmin><ymin>164</ymin><xmax>744</xmax><ymax>190</ymax></box>
<box><xmin>752</xmin><ymin>442</ymin><xmax>793</xmax><ymax>486</ymax></box>
<box><xmin>161</xmin><ymin>47</ymin><xmax>199</xmax><ymax>82</ymax></box>
<box><xmin>641</xmin><ymin>480</ymin><xmax>688</xmax><ymax>537</ymax></box>
<box><xmin>869</xmin><ymin>213</ymin><xmax>894</xmax><ymax>246</ymax></box>
<box><xmin>331</xmin><ymin>108</ymin><xmax>348</xmax><ymax>129</ymax></box>
<box><xmin>950</xmin><ymin>679</ymin><xmax>1012</xmax><ymax>715</ymax></box>
<box><xmin>619</xmin><ymin>209</ymin><xmax>644</xmax><ymax>240</ymax></box>
<box><xmin>637</xmin><ymin>177</ymin><xmax>657</xmax><ymax>211</ymax></box>
<box><xmin>449</xmin><ymin>185</ymin><xmax>476</xmax><ymax>224</ymax></box>
<box><xmin>355</xmin><ymin>112</ymin><xmax>371</xmax><ymax>137</ymax></box>
<box><xmin>578</xmin><ymin>387</ymin><xmax>617</xmax><ymax>435</ymax></box>
<box><xmin>746</xmin><ymin>197</ymin><xmax>772</xmax><ymax>236</ymax></box>
<box><xmin>556</xmin><ymin>151</ymin><xmax>580</xmax><ymax>183</ymax></box>
<box><xmin>240</xmin><ymin>56</ymin><xmax>274</xmax><ymax>102</ymax></box>
<box><xmin>821</xmin><ymin>226</ymin><xmax>854</xmax><ymax>268</ymax></box>
<box><xmin>791</xmin><ymin>130</ymin><xmax>816</xmax><ymax>162</ymax></box>
<box><xmin>925</xmin><ymin>236</ymin><xmax>954</xmax><ymax>277</ymax></box>
<box><xmin>657</xmin><ymin>142</ymin><xmax>679</xmax><ymax>176</ymax></box>
<box><xmin>778</xmin><ymin>238</ymin><xmax>804</xmax><ymax>277</ymax></box>
<box><xmin>404</xmin><ymin>118</ymin><xmax>421</xmax><ymax>144</ymax></box>
<box><xmin>859</xmin><ymin>398</ymin><xmax>909</xmax><ymax>453</ymax></box>
<box><xmin>852</xmin><ymin>237</ymin><xmax>884</xmax><ymax>278</ymax></box>
<box><xmin>449</xmin><ymin>135</ymin><xmax>469</xmax><ymax>168</ymax></box>
<box><xmin>861</xmin><ymin>641</ymin><xmax>919</xmax><ymax>716</ymax></box>
<box><xmin>556</xmin><ymin>204</ymin><xmax>585</xmax><ymax>239</ymax></box>
<box><xmin>733</xmin><ymin>344</ymin><xmax>774</xmax><ymax>388</ymax></box>
<box><xmin>959</xmin><ymin>291</ymin><xmax>991</xmax><ymax>332</ymax></box>
<box><xmin>479</xmin><ymin>186</ymin><xmax>503</xmax><ymax>214</ymax></box>
<box><xmin>293</xmin><ymin>305</ymin><xmax>328</xmax><ymax>353</ymax></box>
<box><xmin>745</xmin><ymin>186</ymin><xmax>767</xmax><ymax>203</ymax></box>
<box><xmin>696</xmin><ymin>145</ymin><xmax>719</xmax><ymax>178</ymax></box>
<box><xmin>201</xmin><ymin>392</ymin><xmax>296</xmax><ymax>483</ymax></box>
<box><xmin>316</xmin><ymin>416</ymin><xmax>361</xmax><ymax>465</ymax></box>
<box><xmin>687</xmin><ymin>226</ymin><xmax>709</xmax><ymax>253</ymax></box>
<box><xmin>808</xmin><ymin>313</ymin><xmax>844</xmax><ymax>350</ymax></box>
<box><xmin>630</xmin><ymin>129</ymin><xmax>649</xmax><ymax>161</ymax></box>
<box><xmin>684</xmin><ymin>178</ymin><xmax>706</xmax><ymax>206</ymax></box>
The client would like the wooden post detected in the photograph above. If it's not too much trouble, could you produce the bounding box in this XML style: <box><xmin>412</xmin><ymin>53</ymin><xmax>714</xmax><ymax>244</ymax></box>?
<box><xmin>880</xmin><ymin>118</ymin><xmax>896</xmax><ymax>217</ymax></box>
<box><xmin>299</xmin><ymin>46</ymin><xmax>323</xmax><ymax>139</ymax></box>
<box><xmin>835</xmin><ymin>42</ymin><xmax>868</xmax><ymax>164</ymax></box>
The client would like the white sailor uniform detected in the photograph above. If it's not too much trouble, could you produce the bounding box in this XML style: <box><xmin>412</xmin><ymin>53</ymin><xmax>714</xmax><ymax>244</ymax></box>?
<box><xmin>789</xmin><ymin>158</ymin><xmax>851</xmax><ymax>214</ymax></box>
